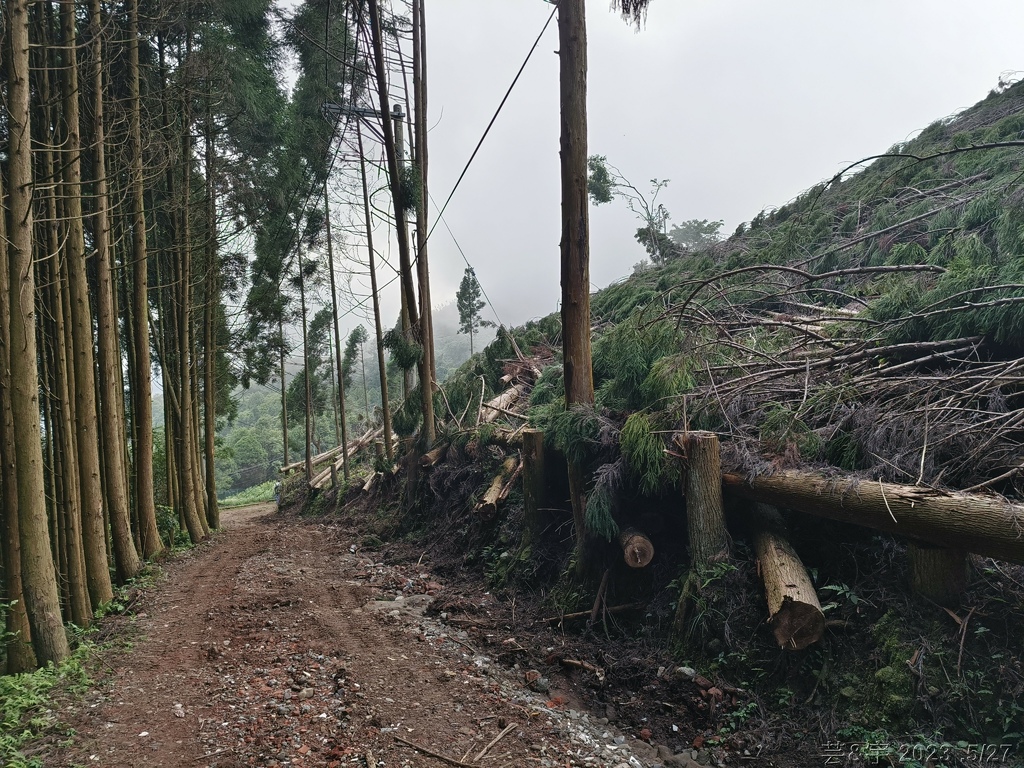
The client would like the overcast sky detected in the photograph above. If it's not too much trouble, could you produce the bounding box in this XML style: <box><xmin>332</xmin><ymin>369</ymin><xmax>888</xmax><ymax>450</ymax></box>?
<box><xmin>382</xmin><ymin>0</ymin><xmax>1022</xmax><ymax>332</ymax></box>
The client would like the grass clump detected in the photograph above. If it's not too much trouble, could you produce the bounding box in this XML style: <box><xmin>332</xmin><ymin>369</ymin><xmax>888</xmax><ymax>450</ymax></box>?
<box><xmin>0</xmin><ymin>646</ymin><xmax>92</xmax><ymax>768</ymax></box>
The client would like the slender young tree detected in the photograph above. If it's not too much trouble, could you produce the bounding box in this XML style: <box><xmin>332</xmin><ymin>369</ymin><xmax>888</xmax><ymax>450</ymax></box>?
<box><xmin>324</xmin><ymin>187</ymin><xmax>350</xmax><ymax>481</ymax></box>
<box><xmin>127</xmin><ymin>0</ymin><xmax>164</xmax><ymax>558</ymax></box>
<box><xmin>357</xmin><ymin>125</ymin><xmax>394</xmax><ymax>460</ymax></box>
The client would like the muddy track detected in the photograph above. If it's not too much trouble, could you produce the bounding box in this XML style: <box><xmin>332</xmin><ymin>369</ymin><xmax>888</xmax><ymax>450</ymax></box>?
<box><xmin>43</xmin><ymin>504</ymin><xmax>673</xmax><ymax>768</ymax></box>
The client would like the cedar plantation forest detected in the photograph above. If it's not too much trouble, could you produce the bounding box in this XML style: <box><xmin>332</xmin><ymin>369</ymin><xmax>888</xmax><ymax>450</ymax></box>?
<box><xmin>2</xmin><ymin>0</ymin><xmax>1024</xmax><ymax>765</ymax></box>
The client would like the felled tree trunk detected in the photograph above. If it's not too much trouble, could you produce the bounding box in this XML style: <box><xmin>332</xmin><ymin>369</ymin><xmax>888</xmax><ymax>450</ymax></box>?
<box><xmin>749</xmin><ymin>503</ymin><xmax>824</xmax><ymax>650</ymax></box>
<box><xmin>619</xmin><ymin>528</ymin><xmax>654</xmax><ymax>568</ymax></box>
<box><xmin>908</xmin><ymin>542</ymin><xmax>967</xmax><ymax>607</ymax></box>
<box><xmin>722</xmin><ymin>469</ymin><xmax>1024</xmax><ymax>564</ymax></box>
<box><xmin>475</xmin><ymin>456</ymin><xmax>519</xmax><ymax>517</ymax></box>
<box><xmin>479</xmin><ymin>385</ymin><xmax>526</xmax><ymax>425</ymax></box>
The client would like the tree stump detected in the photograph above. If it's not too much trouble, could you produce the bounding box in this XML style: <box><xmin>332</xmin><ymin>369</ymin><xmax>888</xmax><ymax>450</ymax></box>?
<box><xmin>909</xmin><ymin>542</ymin><xmax>968</xmax><ymax>607</ymax></box>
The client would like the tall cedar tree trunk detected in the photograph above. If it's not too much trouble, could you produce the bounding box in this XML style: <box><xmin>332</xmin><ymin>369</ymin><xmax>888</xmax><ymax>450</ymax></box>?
<box><xmin>280</xmin><ymin>317</ymin><xmax>289</xmax><ymax>467</ymax></box>
<box><xmin>7</xmin><ymin>0</ymin><xmax>70</xmax><ymax>664</ymax></box>
<box><xmin>367</xmin><ymin>0</ymin><xmax>422</xmax><ymax>412</ymax></box>
<box><xmin>298</xmin><ymin>248</ymin><xmax>313</xmax><ymax>484</ymax></box>
<box><xmin>60</xmin><ymin>0</ymin><xmax>114</xmax><ymax>608</ymax></box>
<box><xmin>128</xmin><ymin>0</ymin><xmax>163</xmax><ymax>557</ymax></box>
<box><xmin>34</xmin><ymin>44</ymin><xmax>91</xmax><ymax>625</ymax></box>
<box><xmin>90</xmin><ymin>0</ymin><xmax>142</xmax><ymax>582</ymax></box>
<box><xmin>203</xmin><ymin>110</ymin><xmax>219</xmax><ymax>529</ymax></box>
<box><xmin>357</xmin><ymin>125</ymin><xmax>394</xmax><ymax>461</ymax></box>
<box><xmin>325</xmin><ymin>188</ymin><xmax>350</xmax><ymax>481</ymax></box>
<box><xmin>169</xmin><ymin>29</ymin><xmax>208</xmax><ymax>544</ymax></box>
<box><xmin>412</xmin><ymin>0</ymin><xmax>435</xmax><ymax>442</ymax></box>
<box><xmin>558</xmin><ymin>0</ymin><xmax>596</xmax><ymax>569</ymax></box>
<box><xmin>0</xmin><ymin>149</ymin><xmax>38</xmax><ymax>673</ymax></box>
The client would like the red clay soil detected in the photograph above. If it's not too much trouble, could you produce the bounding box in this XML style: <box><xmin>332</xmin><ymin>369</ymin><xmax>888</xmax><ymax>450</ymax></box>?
<box><xmin>39</xmin><ymin>504</ymin><xmax>681</xmax><ymax>768</ymax></box>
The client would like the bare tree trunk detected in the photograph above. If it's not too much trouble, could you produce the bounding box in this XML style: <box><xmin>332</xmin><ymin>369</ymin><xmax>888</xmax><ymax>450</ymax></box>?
<box><xmin>90</xmin><ymin>0</ymin><xmax>142</xmax><ymax>582</ymax></box>
<box><xmin>39</xmin><ymin>116</ymin><xmax>91</xmax><ymax>627</ymax></box>
<box><xmin>324</xmin><ymin>188</ymin><xmax>350</xmax><ymax>482</ymax></box>
<box><xmin>0</xmin><ymin>148</ymin><xmax>37</xmax><ymax>673</ymax></box>
<box><xmin>280</xmin><ymin>322</ymin><xmax>289</xmax><ymax>467</ymax></box>
<box><xmin>367</xmin><ymin>0</ymin><xmax>420</xmax><ymax>409</ymax></box>
<box><xmin>203</xmin><ymin>109</ymin><xmax>219</xmax><ymax>529</ymax></box>
<box><xmin>908</xmin><ymin>543</ymin><xmax>967</xmax><ymax>607</ymax></box>
<box><xmin>683</xmin><ymin>432</ymin><xmax>730</xmax><ymax>569</ymax></box>
<box><xmin>127</xmin><ymin>0</ymin><xmax>163</xmax><ymax>558</ymax></box>
<box><xmin>7</xmin><ymin>0</ymin><xmax>70</xmax><ymax>663</ymax></box>
<box><xmin>412</xmin><ymin>0</ymin><xmax>435</xmax><ymax>444</ymax></box>
<box><xmin>558</xmin><ymin>0</ymin><xmax>596</xmax><ymax>572</ymax></box>
<box><xmin>357</xmin><ymin>125</ymin><xmax>393</xmax><ymax>461</ymax></box>
<box><xmin>60</xmin><ymin>0</ymin><xmax>114</xmax><ymax>609</ymax></box>
<box><xmin>521</xmin><ymin>429</ymin><xmax>546</xmax><ymax>550</ymax></box>
<box><xmin>168</xmin><ymin>30</ymin><xmax>207</xmax><ymax>545</ymax></box>
<box><xmin>297</xmin><ymin>247</ymin><xmax>313</xmax><ymax>485</ymax></box>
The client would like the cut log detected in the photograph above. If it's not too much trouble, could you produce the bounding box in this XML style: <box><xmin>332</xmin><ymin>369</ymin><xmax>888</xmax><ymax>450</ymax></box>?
<box><xmin>475</xmin><ymin>456</ymin><xmax>519</xmax><ymax>517</ymax></box>
<box><xmin>722</xmin><ymin>469</ymin><xmax>1024</xmax><ymax>564</ymax></box>
<box><xmin>680</xmin><ymin>432</ymin><xmax>731</xmax><ymax>568</ymax></box>
<box><xmin>479</xmin><ymin>384</ymin><xmax>526</xmax><ymax>425</ymax></box>
<box><xmin>420</xmin><ymin>444</ymin><xmax>448</xmax><ymax>468</ymax></box>
<box><xmin>908</xmin><ymin>542</ymin><xmax>967</xmax><ymax>606</ymax></box>
<box><xmin>618</xmin><ymin>528</ymin><xmax>654</xmax><ymax>568</ymax></box>
<box><xmin>488</xmin><ymin>425</ymin><xmax>525</xmax><ymax>449</ymax></box>
<box><xmin>281</xmin><ymin>442</ymin><xmax>344</xmax><ymax>475</ymax></box>
<box><xmin>748</xmin><ymin>503</ymin><xmax>824</xmax><ymax>650</ymax></box>
<box><xmin>310</xmin><ymin>426</ymin><xmax>384</xmax><ymax>489</ymax></box>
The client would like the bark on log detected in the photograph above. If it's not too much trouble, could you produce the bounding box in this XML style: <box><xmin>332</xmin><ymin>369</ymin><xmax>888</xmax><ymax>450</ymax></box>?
<box><xmin>619</xmin><ymin>528</ymin><xmax>654</xmax><ymax>568</ymax></box>
<box><xmin>475</xmin><ymin>456</ymin><xmax>519</xmax><ymax>517</ymax></box>
<box><xmin>479</xmin><ymin>385</ymin><xmax>526</xmax><ymax>425</ymax></box>
<box><xmin>311</xmin><ymin>427</ymin><xmax>384</xmax><ymax>489</ymax></box>
<box><xmin>749</xmin><ymin>503</ymin><xmax>824</xmax><ymax>650</ymax></box>
<box><xmin>908</xmin><ymin>542</ymin><xmax>967</xmax><ymax>607</ymax></box>
<box><xmin>281</xmin><ymin>443</ymin><xmax>344</xmax><ymax>475</ymax></box>
<box><xmin>420</xmin><ymin>444</ymin><xmax>447</xmax><ymax>468</ymax></box>
<box><xmin>722</xmin><ymin>469</ymin><xmax>1024</xmax><ymax>564</ymax></box>
<box><xmin>681</xmin><ymin>432</ymin><xmax>731</xmax><ymax>568</ymax></box>
<box><xmin>488</xmin><ymin>426</ymin><xmax>525</xmax><ymax>449</ymax></box>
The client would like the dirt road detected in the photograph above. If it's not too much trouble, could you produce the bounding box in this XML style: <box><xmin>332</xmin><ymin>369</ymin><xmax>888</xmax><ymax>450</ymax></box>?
<box><xmin>44</xmin><ymin>504</ymin><xmax>670</xmax><ymax>768</ymax></box>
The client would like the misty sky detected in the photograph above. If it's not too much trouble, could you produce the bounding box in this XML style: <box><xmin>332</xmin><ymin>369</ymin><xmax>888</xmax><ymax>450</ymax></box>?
<box><xmin>398</xmin><ymin>1</ymin><xmax>1024</xmax><ymax>333</ymax></box>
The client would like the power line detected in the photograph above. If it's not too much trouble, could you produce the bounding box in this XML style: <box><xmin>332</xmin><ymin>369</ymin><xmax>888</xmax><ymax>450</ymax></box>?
<box><xmin>423</xmin><ymin>5</ymin><xmax>556</xmax><ymax>247</ymax></box>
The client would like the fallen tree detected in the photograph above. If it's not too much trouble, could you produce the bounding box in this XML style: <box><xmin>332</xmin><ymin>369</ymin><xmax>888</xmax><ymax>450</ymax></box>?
<box><xmin>723</xmin><ymin>469</ymin><xmax>1024</xmax><ymax>564</ymax></box>
<box><xmin>310</xmin><ymin>426</ymin><xmax>384</xmax><ymax>490</ymax></box>
<box><xmin>474</xmin><ymin>456</ymin><xmax>520</xmax><ymax>517</ymax></box>
<box><xmin>748</xmin><ymin>503</ymin><xmax>824</xmax><ymax>650</ymax></box>
<box><xmin>478</xmin><ymin>384</ymin><xmax>526</xmax><ymax>425</ymax></box>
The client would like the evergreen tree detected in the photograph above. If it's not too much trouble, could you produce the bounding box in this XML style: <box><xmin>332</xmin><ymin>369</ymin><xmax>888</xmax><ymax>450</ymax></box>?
<box><xmin>456</xmin><ymin>268</ymin><xmax>493</xmax><ymax>355</ymax></box>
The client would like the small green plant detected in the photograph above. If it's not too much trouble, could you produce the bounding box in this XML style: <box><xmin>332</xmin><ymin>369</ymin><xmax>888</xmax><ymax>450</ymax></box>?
<box><xmin>0</xmin><ymin>645</ymin><xmax>92</xmax><ymax>768</ymax></box>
